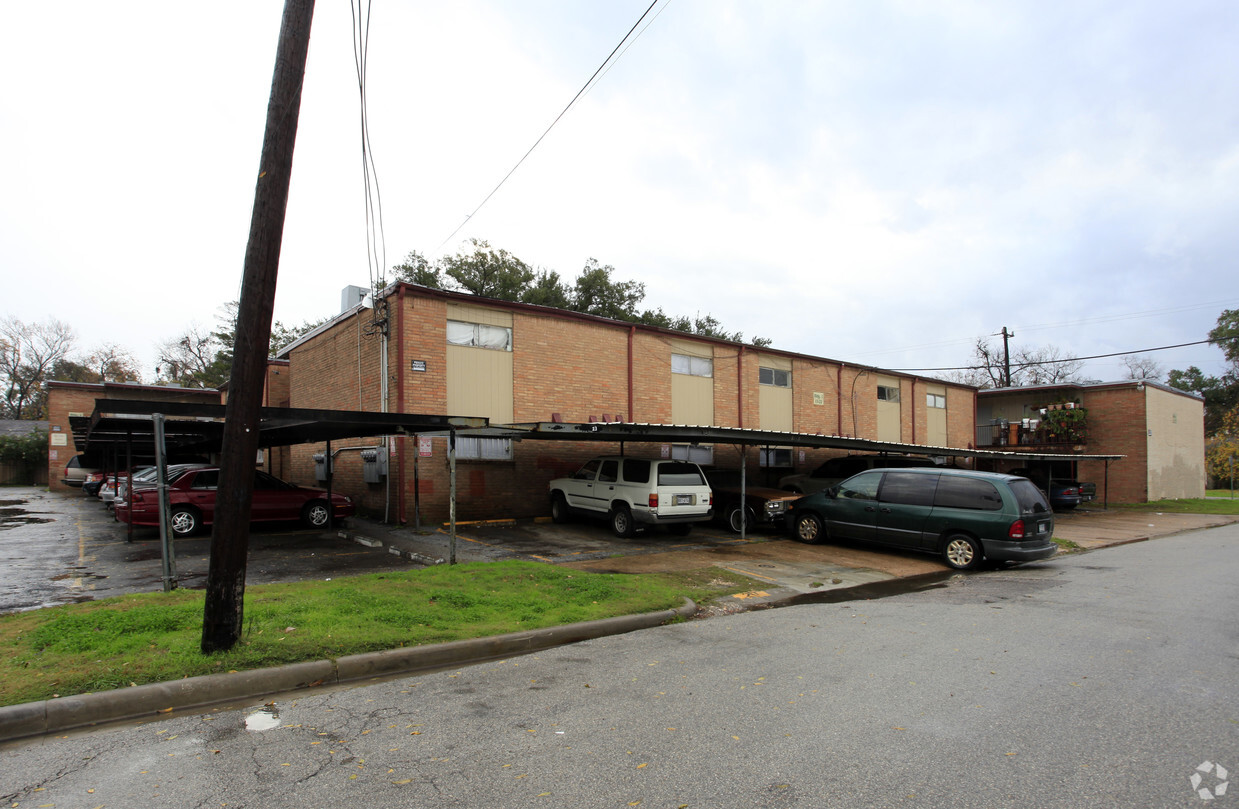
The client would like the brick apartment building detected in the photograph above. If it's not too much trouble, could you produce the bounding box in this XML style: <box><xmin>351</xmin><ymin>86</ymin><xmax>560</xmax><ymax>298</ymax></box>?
<box><xmin>275</xmin><ymin>283</ymin><xmax>979</xmax><ymax>524</ymax></box>
<box><xmin>44</xmin><ymin>381</ymin><xmax>224</xmax><ymax>491</ymax></box>
<box><xmin>975</xmin><ymin>381</ymin><xmax>1206</xmax><ymax>503</ymax></box>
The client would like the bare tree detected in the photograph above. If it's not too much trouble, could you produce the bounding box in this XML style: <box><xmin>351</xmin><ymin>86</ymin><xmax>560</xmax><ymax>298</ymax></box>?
<box><xmin>0</xmin><ymin>316</ymin><xmax>76</xmax><ymax>419</ymax></box>
<box><xmin>155</xmin><ymin>324</ymin><xmax>226</xmax><ymax>388</ymax></box>
<box><xmin>1017</xmin><ymin>344</ymin><xmax>1085</xmax><ymax>385</ymax></box>
<box><xmin>86</xmin><ymin>343</ymin><xmax>143</xmax><ymax>382</ymax></box>
<box><xmin>1121</xmin><ymin>355</ymin><xmax>1164</xmax><ymax>382</ymax></box>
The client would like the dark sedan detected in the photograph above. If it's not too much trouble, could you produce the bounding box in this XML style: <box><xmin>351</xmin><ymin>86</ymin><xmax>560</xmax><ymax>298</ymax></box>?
<box><xmin>116</xmin><ymin>468</ymin><xmax>355</xmax><ymax>537</ymax></box>
<box><xmin>704</xmin><ymin>469</ymin><xmax>802</xmax><ymax>532</ymax></box>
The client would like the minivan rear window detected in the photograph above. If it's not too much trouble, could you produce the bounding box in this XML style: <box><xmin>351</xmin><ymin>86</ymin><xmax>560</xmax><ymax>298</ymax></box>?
<box><xmin>1009</xmin><ymin>479</ymin><xmax>1051</xmax><ymax>514</ymax></box>
<box><xmin>657</xmin><ymin>463</ymin><xmax>706</xmax><ymax>486</ymax></box>
<box><xmin>934</xmin><ymin>476</ymin><xmax>1003</xmax><ymax>511</ymax></box>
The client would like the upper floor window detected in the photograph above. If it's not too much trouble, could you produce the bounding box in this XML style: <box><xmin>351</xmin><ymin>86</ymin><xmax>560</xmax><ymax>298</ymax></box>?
<box><xmin>447</xmin><ymin>320</ymin><xmax>512</xmax><ymax>351</ymax></box>
<box><xmin>456</xmin><ymin>437</ymin><xmax>513</xmax><ymax>461</ymax></box>
<box><xmin>760</xmin><ymin>447</ymin><xmax>792</xmax><ymax>468</ymax></box>
<box><xmin>670</xmin><ymin>444</ymin><xmax>714</xmax><ymax>464</ymax></box>
<box><xmin>759</xmin><ymin>367</ymin><xmax>791</xmax><ymax>388</ymax></box>
<box><xmin>927</xmin><ymin>392</ymin><xmax>946</xmax><ymax>409</ymax></box>
<box><xmin>877</xmin><ymin>385</ymin><xmax>900</xmax><ymax>402</ymax></box>
<box><xmin>672</xmin><ymin>353</ymin><xmax>713</xmax><ymax>378</ymax></box>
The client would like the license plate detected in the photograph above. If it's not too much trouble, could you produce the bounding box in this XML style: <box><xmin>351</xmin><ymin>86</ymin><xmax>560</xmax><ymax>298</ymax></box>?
<box><xmin>1038</xmin><ymin>521</ymin><xmax>1049</xmax><ymax>534</ymax></box>
<box><xmin>675</xmin><ymin>494</ymin><xmax>693</xmax><ymax>506</ymax></box>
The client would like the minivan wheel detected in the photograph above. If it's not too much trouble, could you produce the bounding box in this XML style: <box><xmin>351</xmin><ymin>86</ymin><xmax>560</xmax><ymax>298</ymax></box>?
<box><xmin>793</xmin><ymin>513</ymin><xmax>825</xmax><ymax>544</ymax></box>
<box><xmin>943</xmin><ymin>534</ymin><xmax>983</xmax><ymax>570</ymax></box>
<box><xmin>610</xmin><ymin>505</ymin><xmax>635</xmax><ymax>538</ymax></box>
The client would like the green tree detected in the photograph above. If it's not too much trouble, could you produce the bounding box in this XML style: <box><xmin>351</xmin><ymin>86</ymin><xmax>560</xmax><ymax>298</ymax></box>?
<box><xmin>391</xmin><ymin>250</ymin><xmax>445</xmax><ymax>289</ymax></box>
<box><xmin>440</xmin><ymin>238</ymin><xmax>534</xmax><ymax>299</ymax></box>
<box><xmin>571</xmin><ymin>259</ymin><xmax>644</xmax><ymax>320</ymax></box>
<box><xmin>520</xmin><ymin>269</ymin><xmax>571</xmax><ymax>309</ymax></box>
<box><xmin>1206</xmin><ymin>403</ymin><xmax>1239</xmax><ymax>487</ymax></box>
<box><xmin>1168</xmin><ymin>310</ymin><xmax>1239</xmax><ymax>436</ymax></box>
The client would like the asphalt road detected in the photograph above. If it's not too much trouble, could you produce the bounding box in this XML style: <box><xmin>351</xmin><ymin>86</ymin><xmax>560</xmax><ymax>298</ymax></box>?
<box><xmin>4</xmin><ymin>522</ymin><xmax>1235</xmax><ymax>807</ymax></box>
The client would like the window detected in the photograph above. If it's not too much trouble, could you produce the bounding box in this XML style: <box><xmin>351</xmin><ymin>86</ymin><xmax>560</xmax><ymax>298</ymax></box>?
<box><xmin>446</xmin><ymin>320</ymin><xmax>512</xmax><ymax>351</ymax></box>
<box><xmin>877</xmin><ymin>385</ymin><xmax>900</xmax><ymax>402</ymax></box>
<box><xmin>670</xmin><ymin>444</ymin><xmax>713</xmax><ymax>464</ymax></box>
<box><xmin>621</xmin><ymin>459</ymin><xmax>651</xmax><ymax>484</ymax></box>
<box><xmin>837</xmin><ymin>471</ymin><xmax>882</xmax><ymax>501</ymax></box>
<box><xmin>455</xmin><ymin>437</ymin><xmax>513</xmax><ymax>461</ymax></box>
<box><xmin>927</xmin><ymin>393</ymin><xmax>946</xmax><ymax>409</ymax></box>
<box><xmin>879</xmin><ymin>471</ymin><xmax>938</xmax><ymax>507</ymax></box>
<box><xmin>760</xmin><ymin>448</ymin><xmax>792</xmax><ymax>468</ymax></box>
<box><xmin>598</xmin><ymin>459</ymin><xmax>619</xmax><ymax>483</ymax></box>
<box><xmin>672</xmin><ymin>353</ymin><xmax>713</xmax><ymax>378</ymax></box>
<box><xmin>934</xmin><ymin>476</ymin><xmax>1003</xmax><ymax>511</ymax></box>
<box><xmin>759</xmin><ymin>367</ymin><xmax>791</xmax><ymax>388</ymax></box>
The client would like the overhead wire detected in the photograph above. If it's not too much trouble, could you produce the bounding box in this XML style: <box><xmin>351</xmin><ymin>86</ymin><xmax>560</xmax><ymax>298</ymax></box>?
<box><xmin>436</xmin><ymin>0</ymin><xmax>665</xmax><ymax>252</ymax></box>
<box><xmin>888</xmin><ymin>337</ymin><xmax>1236</xmax><ymax>373</ymax></box>
<box><xmin>351</xmin><ymin>0</ymin><xmax>387</xmax><ymax>293</ymax></box>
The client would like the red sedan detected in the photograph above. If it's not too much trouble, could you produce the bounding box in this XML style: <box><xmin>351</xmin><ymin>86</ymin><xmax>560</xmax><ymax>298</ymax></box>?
<box><xmin>116</xmin><ymin>468</ymin><xmax>355</xmax><ymax>537</ymax></box>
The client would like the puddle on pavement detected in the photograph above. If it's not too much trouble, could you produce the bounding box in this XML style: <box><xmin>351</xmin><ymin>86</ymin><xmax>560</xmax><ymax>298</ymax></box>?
<box><xmin>245</xmin><ymin>704</ymin><xmax>282</xmax><ymax>731</ymax></box>
<box><xmin>0</xmin><ymin>506</ymin><xmax>54</xmax><ymax>528</ymax></box>
<box><xmin>781</xmin><ymin>570</ymin><xmax>960</xmax><ymax>606</ymax></box>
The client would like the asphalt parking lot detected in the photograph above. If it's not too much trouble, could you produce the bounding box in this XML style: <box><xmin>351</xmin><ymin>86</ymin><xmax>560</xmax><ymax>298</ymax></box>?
<box><xmin>4</xmin><ymin>487</ymin><xmax>1236</xmax><ymax>614</ymax></box>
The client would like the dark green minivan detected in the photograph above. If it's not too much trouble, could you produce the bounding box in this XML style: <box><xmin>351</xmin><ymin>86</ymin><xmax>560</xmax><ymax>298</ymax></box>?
<box><xmin>786</xmin><ymin>468</ymin><xmax>1056</xmax><ymax>570</ymax></box>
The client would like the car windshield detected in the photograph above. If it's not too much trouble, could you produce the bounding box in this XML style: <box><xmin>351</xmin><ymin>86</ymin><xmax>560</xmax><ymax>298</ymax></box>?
<box><xmin>1009</xmin><ymin>479</ymin><xmax>1051</xmax><ymax>514</ymax></box>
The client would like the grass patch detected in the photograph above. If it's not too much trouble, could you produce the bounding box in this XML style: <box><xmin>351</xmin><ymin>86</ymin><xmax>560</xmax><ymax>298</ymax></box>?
<box><xmin>0</xmin><ymin>560</ymin><xmax>759</xmax><ymax>707</ymax></box>
<box><xmin>1052</xmin><ymin>536</ymin><xmax>1082</xmax><ymax>552</ymax></box>
<box><xmin>1206</xmin><ymin>489</ymin><xmax>1237</xmax><ymax>499</ymax></box>
<box><xmin>1103</xmin><ymin>497</ymin><xmax>1239</xmax><ymax>515</ymax></box>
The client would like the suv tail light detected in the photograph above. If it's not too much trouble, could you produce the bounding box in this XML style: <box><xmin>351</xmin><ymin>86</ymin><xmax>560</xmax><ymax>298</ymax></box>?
<box><xmin>1063</xmin><ymin>487</ymin><xmax>1079</xmax><ymax>496</ymax></box>
<box><xmin>648</xmin><ymin>494</ymin><xmax>659</xmax><ymax>508</ymax></box>
<box><xmin>1008</xmin><ymin>519</ymin><xmax>1026</xmax><ymax>539</ymax></box>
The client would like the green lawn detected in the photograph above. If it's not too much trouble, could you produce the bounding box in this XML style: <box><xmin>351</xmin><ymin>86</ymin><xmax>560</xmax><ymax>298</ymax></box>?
<box><xmin>0</xmin><ymin>561</ymin><xmax>760</xmax><ymax>708</ymax></box>
<box><xmin>1103</xmin><ymin>493</ymin><xmax>1239</xmax><ymax>515</ymax></box>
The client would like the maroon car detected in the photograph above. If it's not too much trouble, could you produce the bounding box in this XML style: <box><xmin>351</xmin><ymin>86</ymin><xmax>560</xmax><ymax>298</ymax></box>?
<box><xmin>116</xmin><ymin>468</ymin><xmax>355</xmax><ymax>537</ymax></box>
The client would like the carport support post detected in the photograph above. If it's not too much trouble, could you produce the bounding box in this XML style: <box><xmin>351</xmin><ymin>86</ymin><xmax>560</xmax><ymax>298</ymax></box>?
<box><xmin>739</xmin><ymin>448</ymin><xmax>748</xmax><ymax>539</ymax></box>
<box><xmin>125</xmin><ymin>430</ymin><xmax>134</xmax><ymax>543</ymax></box>
<box><xmin>154</xmin><ymin>414</ymin><xmax>177</xmax><ymax>592</ymax></box>
<box><xmin>325</xmin><ymin>440</ymin><xmax>333</xmax><ymax>530</ymax></box>
<box><xmin>448</xmin><ymin>429</ymin><xmax>457</xmax><ymax>565</ymax></box>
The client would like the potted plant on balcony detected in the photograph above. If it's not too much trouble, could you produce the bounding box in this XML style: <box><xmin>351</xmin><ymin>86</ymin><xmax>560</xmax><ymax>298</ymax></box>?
<box><xmin>1038</xmin><ymin>406</ymin><xmax>1089</xmax><ymax>443</ymax></box>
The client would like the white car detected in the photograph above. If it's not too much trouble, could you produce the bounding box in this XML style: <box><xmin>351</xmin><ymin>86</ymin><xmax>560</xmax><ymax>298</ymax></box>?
<box><xmin>548</xmin><ymin>456</ymin><xmax>713</xmax><ymax>537</ymax></box>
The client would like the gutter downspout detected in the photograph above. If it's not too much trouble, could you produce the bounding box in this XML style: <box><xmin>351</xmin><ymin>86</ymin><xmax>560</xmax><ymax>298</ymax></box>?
<box><xmin>911</xmin><ymin>378</ymin><xmax>917</xmax><ymax>445</ymax></box>
<box><xmin>381</xmin><ymin>296</ymin><xmax>390</xmax><ymax>523</ymax></box>
<box><xmin>836</xmin><ymin>365</ymin><xmax>844</xmax><ymax>436</ymax></box>
<box><xmin>627</xmin><ymin>326</ymin><xmax>635</xmax><ymax>422</ymax></box>
<box><xmin>397</xmin><ymin>285</ymin><xmax>407</xmax><ymax>525</ymax></box>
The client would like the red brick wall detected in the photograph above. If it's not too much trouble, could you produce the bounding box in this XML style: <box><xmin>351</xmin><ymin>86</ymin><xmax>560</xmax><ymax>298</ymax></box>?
<box><xmin>281</xmin><ymin>287</ymin><xmax>978</xmax><ymax>523</ymax></box>
<box><xmin>1077</xmin><ymin>387</ymin><xmax>1148</xmax><ymax>503</ymax></box>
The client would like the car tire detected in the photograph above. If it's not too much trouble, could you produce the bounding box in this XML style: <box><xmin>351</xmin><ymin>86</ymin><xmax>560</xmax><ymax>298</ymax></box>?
<box><xmin>793</xmin><ymin>512</ymin><xmax>826</xmax><ymax>544</ymax></box>
<box><xmin>610</xmin><ymin>505</ymin><xmax>635</xmax><ymax>538</ymax></box>
<box><xmin>668</xmin><ymin>523</ymin><xmax>693</xmax><ymax>536</ymax></box>
<box><xmin>170</xmin><ymin>506</ymin><xmax>201</xmax><ymax>538</ymax></box>
<box><xmin>550</xmin><ymin>494</ymin><xmax>571</xmax><ymax>524</ymax></box>
<box><xmin>727</xmin><ymin>507</ymin><xmax>756</xmax><ymax>533</ymax></box>
<box><xmin>942</xmin><ymin>534</ymin><xmax>983</xmax><ymax>570</ymax></box>
<box><xmin>302</xmin><ymin>500</ymin><xmax>331</xmax><ymax>529</ymax></box>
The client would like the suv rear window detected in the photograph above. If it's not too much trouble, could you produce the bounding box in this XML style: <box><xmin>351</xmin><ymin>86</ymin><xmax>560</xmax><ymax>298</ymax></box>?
<box><xmin>656</xmin><ymin>462</ymin><xmax>707</xmax><ymax>486</ymax></box>
<box><xmin>622</xmin><ymin>459</ymin><xmax>651</xmax><ymax>484</ymax></box>
<box><xmin>1009</xmin><ymin>478</ymin><xmax>1051</xmax><ymax>514</ymax></box>
<box><xmin>934</xmin><ymin>476</ymin><xmax>1003</xmax><ymax>511</ymax></box>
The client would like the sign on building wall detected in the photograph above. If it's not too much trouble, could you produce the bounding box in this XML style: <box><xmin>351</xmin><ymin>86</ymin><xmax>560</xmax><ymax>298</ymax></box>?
<box><xmin>418</xmin><ymin>436</ymin><xmax>433</xmax><ymax>457</ymax></box>
<box><xmin>50</xmin><ymin>433</ymin><xmax>67</xmax><ymax>446</ymax></box>
<box><xmin>411</xmin><ymin>360</ymin><xmax>427</xmax><ymax>373</ymax></box>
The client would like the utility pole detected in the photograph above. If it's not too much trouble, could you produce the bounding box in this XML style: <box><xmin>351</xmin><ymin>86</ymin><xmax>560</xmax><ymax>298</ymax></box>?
<box><xmin>202</xmin><ymin>0</ymin><xmax>315</xmax><ymax>654</ymax></box>
<box><xmin>997</xmin><ymin>326</ymin><xmax>1014</xmax><ymax>387</ymax></box>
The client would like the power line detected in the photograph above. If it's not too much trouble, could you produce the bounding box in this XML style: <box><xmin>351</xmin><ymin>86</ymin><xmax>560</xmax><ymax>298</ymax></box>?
<box><xmin>436</xmin><ymin>0</ymin><xmax>664</xmax><ymax>252</ymax></box>
<box><xmin>352</xmin><ymin>0</ymin><xmax>386</xmax><ymax>291</ymax></box>
<box><xmin>889</xmin><ymin>337</ymin><xmax>1234</xmax><ymax>373</ymax></box>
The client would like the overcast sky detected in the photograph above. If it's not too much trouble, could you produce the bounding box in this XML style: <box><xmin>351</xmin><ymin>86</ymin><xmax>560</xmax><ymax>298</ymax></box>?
<box><xmin>2</xmin><ymin>1</ymin><xmax>1236</xmax><ymax>384</ymax></box>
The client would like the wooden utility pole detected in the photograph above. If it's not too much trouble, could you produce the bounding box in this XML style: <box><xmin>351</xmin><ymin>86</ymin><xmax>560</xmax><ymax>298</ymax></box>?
<box><xmin>202</xmin><ymin>0</ymin><xmax>316</xmax><ymax>653</ymax></box>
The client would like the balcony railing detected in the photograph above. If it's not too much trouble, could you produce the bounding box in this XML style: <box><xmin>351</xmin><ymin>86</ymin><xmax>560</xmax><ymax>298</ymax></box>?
<box><xmin>976</xmin><ymin>418</ymin><xmax>1088</xmax><ymax>448</ymax></box>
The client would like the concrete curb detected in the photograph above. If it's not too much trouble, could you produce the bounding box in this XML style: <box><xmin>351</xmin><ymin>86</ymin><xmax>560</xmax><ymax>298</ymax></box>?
<box><xmin>0</xmin><ymin>599</ymin><xmax>696</xmax><ymax>744</ymax></box>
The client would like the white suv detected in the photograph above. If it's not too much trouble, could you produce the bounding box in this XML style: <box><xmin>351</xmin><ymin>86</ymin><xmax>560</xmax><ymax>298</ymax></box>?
<box><xmin>548</xmin><ymin>456</ymin><xmax>713</xmax><ymax>537</ymax></box>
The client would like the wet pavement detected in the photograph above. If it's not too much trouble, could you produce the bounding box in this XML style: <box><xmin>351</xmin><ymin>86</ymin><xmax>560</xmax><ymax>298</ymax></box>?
<box><xmin>0</xmin><ymin>488</ymin><xmax>423</xmax><ymax>614</ymax></box>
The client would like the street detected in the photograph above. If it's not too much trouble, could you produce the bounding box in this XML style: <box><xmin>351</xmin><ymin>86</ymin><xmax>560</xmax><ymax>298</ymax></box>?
<box><xmin>3</xmin><ymin>522</ymin><xmax>1236</xmax><ymax>807</ymax></box>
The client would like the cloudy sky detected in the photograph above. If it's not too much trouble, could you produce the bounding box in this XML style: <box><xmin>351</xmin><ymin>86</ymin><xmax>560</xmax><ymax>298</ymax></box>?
<box><xmin>2</xmin><ymin>1</ymin><xmax>1236</xmax><ymax>384</ymax></box>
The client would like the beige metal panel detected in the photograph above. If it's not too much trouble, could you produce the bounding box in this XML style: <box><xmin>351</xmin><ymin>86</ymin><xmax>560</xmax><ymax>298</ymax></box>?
<box><xmin>667</xmin><ymin>337</ymin><xmax>712</xmax><ymax>358</ymax></box>
<box><xmin>672</xmin><ymin>373</ymin><xmax>714</xmax><ymax>425</ymax></box>
<box><xmin>759</xmin><ymin>384</ymin><xmax>793</xmax><ymax>432</ymax></box>
<box><xmin>446</xmin><ymin>303</ymin><xmax>513</xmax><ymax>328</ymax></box>
<box><xmin>926</xmin><ymin>384</ymin><xmax>947</xmax><ymax>446</ymax></box>
<box><xmin>876</xmin><ymin>375</ymin><xmax>901</xmax><ymax>442</ymax></box>
<box><xmin>447</xmin><ymin>344</ymin><xmax>514</xmax><ymax>422</ymax></box>
<box><xmin>756</xmin><ymin>353</ymin><xmax>792</xmax><ymax>371</ymax></box>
